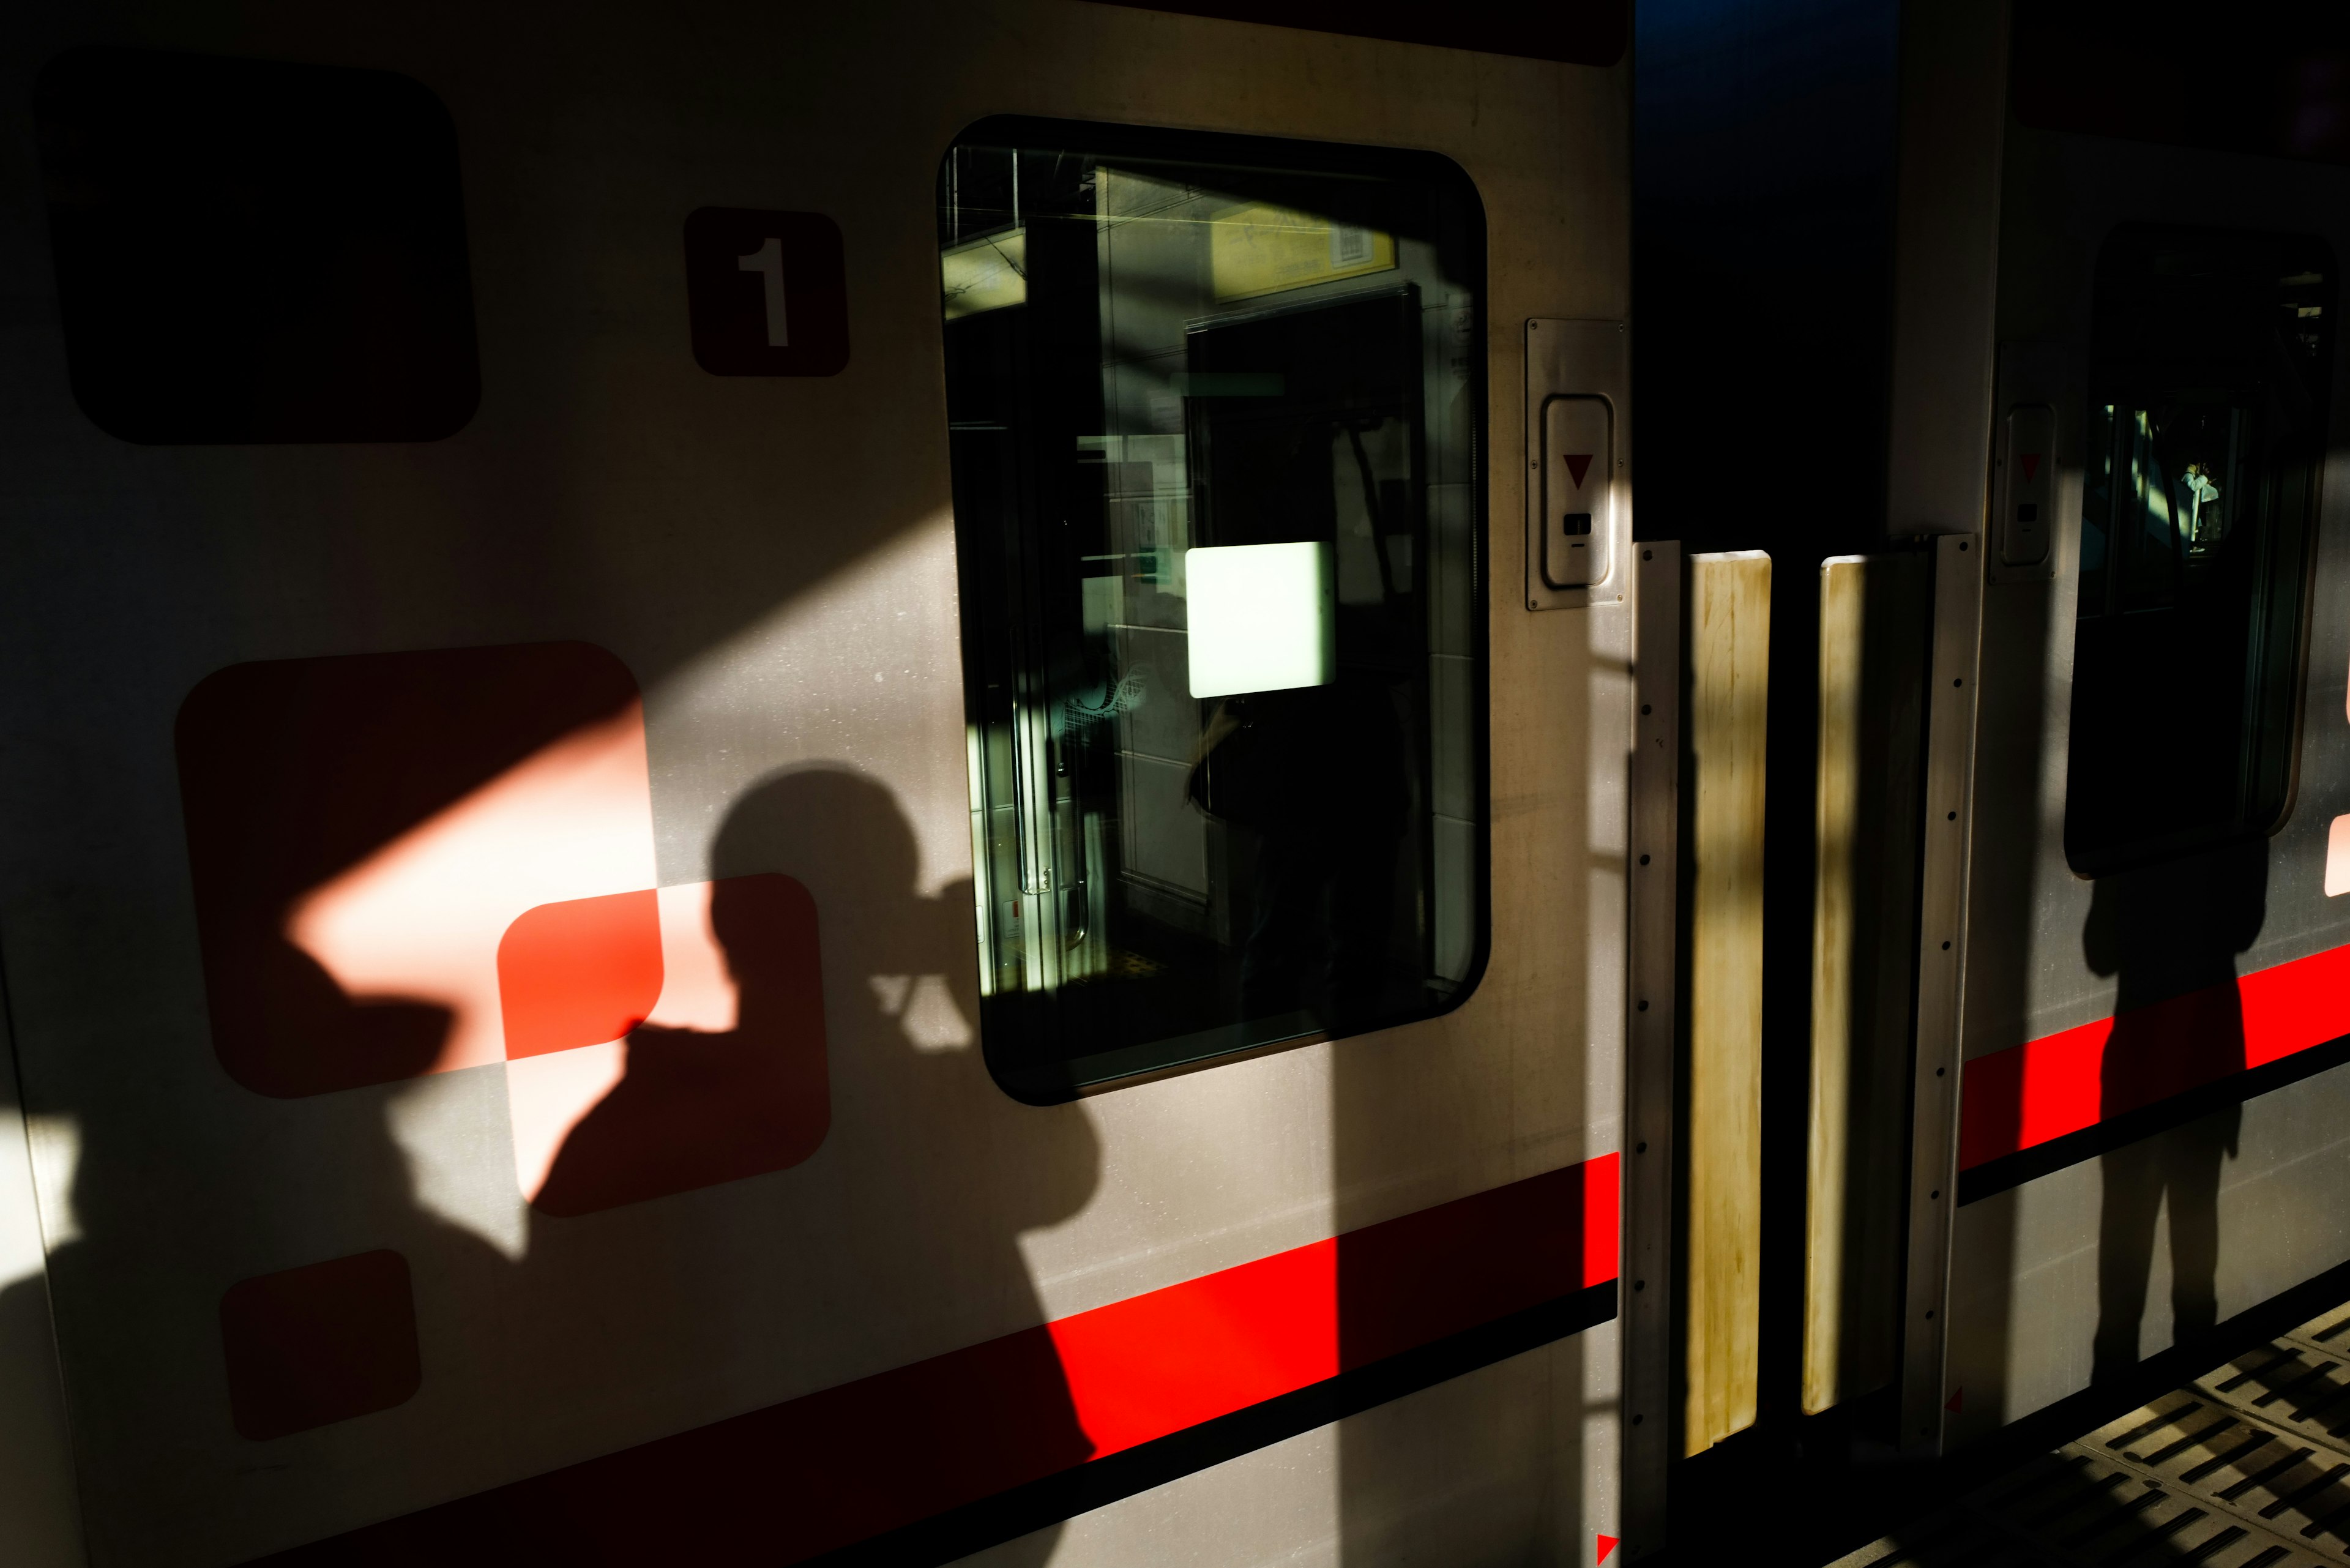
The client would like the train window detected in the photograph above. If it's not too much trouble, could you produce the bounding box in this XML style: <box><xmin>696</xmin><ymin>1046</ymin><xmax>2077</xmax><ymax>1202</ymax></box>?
<box><xmin>2064</xmin><ymin>227</ymin><xmax>2335</xmax><ymax>873</ymax></box>
<box><xmin>939</xmin><ymin>118</ymin><xmax>1487</xmax><ymax>1101</ymax></box>
<box><xmin>34</xmin><ymin>47</ymin><xmax>479</xmax><ymax>443</ymax></box>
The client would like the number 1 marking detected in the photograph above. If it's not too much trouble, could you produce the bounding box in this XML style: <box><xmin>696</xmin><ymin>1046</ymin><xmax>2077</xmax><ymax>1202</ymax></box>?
<box><xmin>738</xmin><ymin>236</ymin><xmax>788</xmax><ymax>348</ymax></box>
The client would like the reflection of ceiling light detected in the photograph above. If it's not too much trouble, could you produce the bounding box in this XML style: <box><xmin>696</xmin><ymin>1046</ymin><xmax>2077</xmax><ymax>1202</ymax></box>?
<box><xmin>1209</xmin><ymin>203</ymin><xmax>1393</xmax><ymax>302</ymax></box>
<box><xmin>941</xmin><ymin>228</ymin><xmax>1027</xmax><ymax>319</ymax></box>
<box><xmin>1185</xmin><ymin>542</ymin><xmax>1334</xmax><ymax>700</ymax></box>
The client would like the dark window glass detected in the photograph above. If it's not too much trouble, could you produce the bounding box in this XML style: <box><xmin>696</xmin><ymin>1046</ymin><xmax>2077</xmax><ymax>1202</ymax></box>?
<box><xmin>2065</xmin><ymin>226</ymin><xmax>2334</xmax><ymax>873</ymax></box>
<box><xmin>940</xmin><ymin>118</ymin><xmax>1487</xmax><ymax>1102</ymax></box>
<box><xmin>35</xmin><ymin>47</ymin><xmax>479</xmax><ymax>444</ymax></box>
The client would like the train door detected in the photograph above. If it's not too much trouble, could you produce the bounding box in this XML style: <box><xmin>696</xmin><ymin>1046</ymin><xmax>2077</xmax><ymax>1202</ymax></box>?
<box><xmin>0</xmin><ymin>5</ymin><xmax>1648</xmax><ymax>1566</ymax></box>
<box><xmin>1901</xmin><ymin>7</ymin><xmax>2350</xmax><ymax>1455</ymax></box>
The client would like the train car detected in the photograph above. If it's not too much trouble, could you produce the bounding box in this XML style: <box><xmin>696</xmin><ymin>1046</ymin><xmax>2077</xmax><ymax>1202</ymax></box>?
<box><xmin>1645</xmin><ymin>0</ymin><xmax>2350</xmax><ymax>1519</ymax></box>
<box><xmin>1638</xmin><ymin>0</ymin><xmax>2350</xmax><ymax>1550</ymax></box>
<box><xmin>14</xmin><ymin>1</ymin><xmax>2348</xmax><ymax>1563</ymax></box>
<box><xmin>1934</xmin><ymin>4</ymin><xmax>2350</xmax><ymax>1452</ymax></box>
<box><xmin>0</xmin><ymin>4</ymin><xmax>1654</xmax><ymax>1566</ymax></box>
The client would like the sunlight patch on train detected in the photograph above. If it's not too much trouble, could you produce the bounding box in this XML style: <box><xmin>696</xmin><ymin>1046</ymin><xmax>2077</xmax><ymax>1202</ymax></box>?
<box><xmin>182</xmin><ymin>514</ymin><xmax>965</xmax><ymax>1252</ymax></box>
<box><xmin>505</xmin><ymin>880</ymin><xmax>761</xmax><ymax>1203</ymax></box>
<box><xmin>13</xmin><ymin>1116</ymin><xmax>80</xmax><ymax>1258</ymax></box>
<box><xmin>647</xmin><ymin>511</ymin><xmax>973</xmax><ymax>901</ymax></box>
<box><xmin>867</xmin><ymin>974</ymin><xmax>972</xmax><ymax>1051</ymax></box>
<box><xmin>1582</xmin><ymin>652</ymin><xmax>1635</xmax><ymax>1161</ymax></box>
<box><xmin>385</xmin><ymin>1077</ymin><xmax>528</xmax><ymax>1258</ymax></box>
<box><xmin>1016</xmin><ymin>1053</ymin><xmax>1338</xmax><ymax>1322</ymax></box>
<box><xmin>285</xmin><ymin>701</ymin><xmax>657</xmax><ymax>1078</ymax></box>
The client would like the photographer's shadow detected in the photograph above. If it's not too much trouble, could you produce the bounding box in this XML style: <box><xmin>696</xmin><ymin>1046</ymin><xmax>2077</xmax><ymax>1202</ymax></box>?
<box><xmin>2085</xmin><ymin>840</ymin><xmax>2265</xmax><ymax>1382</ymax></box>
<box><xmin>539</xmin><ymin>765</ymin><xmax>1102</xmax><ymax>1564</ymax></box>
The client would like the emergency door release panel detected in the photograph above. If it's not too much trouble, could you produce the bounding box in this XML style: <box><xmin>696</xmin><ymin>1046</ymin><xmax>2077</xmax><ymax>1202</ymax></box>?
<box><xmin>1523</xmin><ymin>318</ymin><xmax>1629</xmax><ymax>610</ymax></box>
<box><xmin>1541</xmin><ymin>396</ymin><xmax>1613</xmax><ymax>589</ymax></box>
<box><xmin>1999</xmin><ymin>403</ymin><xmax>2054</xmax><ymax>567</ymax></box>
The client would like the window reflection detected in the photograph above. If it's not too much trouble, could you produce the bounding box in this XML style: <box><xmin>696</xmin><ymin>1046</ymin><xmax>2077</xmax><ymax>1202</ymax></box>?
<box><xmin>939</xmin><ymin>121</ymin><xmax>1486</xmax><ymax>1099</ymax></box>
<box><xmin>2066</xmin><ymin>230</ymin><xmax>2334</xmax><ymax>872</ymax></box>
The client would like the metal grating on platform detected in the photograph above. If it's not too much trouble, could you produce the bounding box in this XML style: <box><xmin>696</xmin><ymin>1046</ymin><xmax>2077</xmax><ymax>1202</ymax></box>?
<box><xmin>1831</xmin><ymin>1304</ymin><xmax>2350</xmax><ymax>1567</ymax></box>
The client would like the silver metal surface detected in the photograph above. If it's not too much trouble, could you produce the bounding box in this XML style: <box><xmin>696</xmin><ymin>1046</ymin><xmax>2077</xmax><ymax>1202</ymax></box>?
<box><xmin>0</xmin><ymin>11</ymin><xmax>1640</xmax><ymax>1563</ymax></box>
<box><xmin>1984</xmin><ymin>342</ymin><xmax>2072</xmax><ymax>589</ymax></box>
<box><xmin>1622</xmin><ymin>540</ymin><xmax>1682</xmax><ymax>1558</ymax></box>
<box><xmin>0</xmin><ymin>993</ymin><xmax>81</xmax><ymax>1568</ymax></box>
<box><xmin>1878</xmin><ymin>9</ymin><xmax>2010</xmax><ymax>1442</ymax></box>
<box><xmin>1523</xmin><ymin>319</ymin><xmax>1630</xmax><ymax>610</ymax></box>
<box><xmin>1941</xmin><ymin>115</ymin><xmax>2350</xmax><ymax>1445</ymax></box>
<box><xmin>1881</xmin><ymin>0</ymin><xmax>2009</xmax><ymax>540</ymax></box>
<box><xmin>1901</xmin><ymin>532</ymin><xmax>1987</xmax><ymax>1457</ymax></box>
<box><xmin>1539</xmin><ymin>395</ymin><xmax>1613</xmax><ymax>588</ymax></box>
<box><xmin>1993</xmin><ymin>405</ymin><xmax>2055</xmax><ymax>571</ymax></box>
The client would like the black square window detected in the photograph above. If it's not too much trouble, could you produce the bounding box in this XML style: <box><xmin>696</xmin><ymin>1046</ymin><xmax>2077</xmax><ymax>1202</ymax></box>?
<box><xmin>35</xmin><ymin>47</ymin><xmax>480</xmax><ymax>444</ymax></box>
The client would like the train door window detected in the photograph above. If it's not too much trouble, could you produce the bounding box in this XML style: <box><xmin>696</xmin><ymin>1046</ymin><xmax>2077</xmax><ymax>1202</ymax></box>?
<box><xmin>938</xmin><ymin>118</ymin><xmax>1486</xmax><ymax>1100</ymax></box>
<box><xmin>2065</xmin><ymin>228</ymin><xmax>2334</xmax><ymax>873</ymax></box>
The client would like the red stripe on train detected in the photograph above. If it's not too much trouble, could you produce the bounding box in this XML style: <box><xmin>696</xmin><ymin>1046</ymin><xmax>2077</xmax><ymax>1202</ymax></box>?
<box><xmin>269</xmin><ymin>1154</ymin><xmax>1618</xmax><ymax>1564</ymax></box>
<box><xmin>1958</xmin><ymin>943</ymin><xmax>2350</xmax><ymax>1170</ymax></box>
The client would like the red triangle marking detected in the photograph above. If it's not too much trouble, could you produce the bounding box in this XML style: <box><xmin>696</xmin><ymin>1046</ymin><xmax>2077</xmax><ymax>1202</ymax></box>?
<box><xmin>1597</xmin><ymin>1534</ymin><xmax>1620</xmax><ymax>1564</ymax></box>
<box><xmin>2020</xmin><ymin>452</ymin><xmax>2041</xmax><ymax>484</ymax></box>
<box><xmin>1564</xmin><ymin>453</ymin><xmax>1594</xmax><ymax>488</ymax></box>
<box><xmin>1946</xmin><ymin>1386</ymin><xmax>1964</xmax><ymax>1414</ymax></box>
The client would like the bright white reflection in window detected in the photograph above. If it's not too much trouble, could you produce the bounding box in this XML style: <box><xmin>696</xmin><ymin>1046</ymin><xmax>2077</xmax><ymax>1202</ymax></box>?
<box><xmin>1184</xmin><ymin>542</ymin><xmax>1336</xmax><ymax>700</ymax></box>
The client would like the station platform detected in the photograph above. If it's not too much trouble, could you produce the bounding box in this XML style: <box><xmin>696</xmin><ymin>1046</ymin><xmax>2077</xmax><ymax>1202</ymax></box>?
<box><xmin>1835</xmin><ymin>1303</ymin><xmax>2350</xmax><ymax>1567</ymax></box>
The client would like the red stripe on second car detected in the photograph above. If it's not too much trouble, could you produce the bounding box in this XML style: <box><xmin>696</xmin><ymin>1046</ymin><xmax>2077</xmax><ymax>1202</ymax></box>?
<box><xmin>1958</xmin><ymin>942</ymin><xmax>2350</xmax><ymax>1170</ymax></box>
<box><xmin>264</xmin><ymin>1154</ymin><xmax>1619</xmax><ymax>1565</ymax></box>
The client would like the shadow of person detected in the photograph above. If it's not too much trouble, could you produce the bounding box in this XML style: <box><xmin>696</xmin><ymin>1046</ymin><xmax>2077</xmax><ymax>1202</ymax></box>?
<box><xmin>1195</xmin><ymin>676</ymin><xmax>1412</xmax><ymax>1040</ymax></box>
<box><xmin>532</xmin><ymin>872</ymin><xmax>826</xmax><ymax>1219</ymax></box>
<box><xmin>2085</xmin><ymin>838</ymin><xmax>2266</xmax><ymax>1383</ymax></box>
<box><xmin>2</xmin><ymin>933</ymin><xmax>520</xmax><ymax>1561</ymax></box>
<box><xmin>533</xmin><ymin>765</ymin><xmax>1100</xmax><ymax>1564</ymax></box>
<box><xmin>219</xmin><ymin>928</ymin><xmax>461</xmax><ymax>1096</ymax></box>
